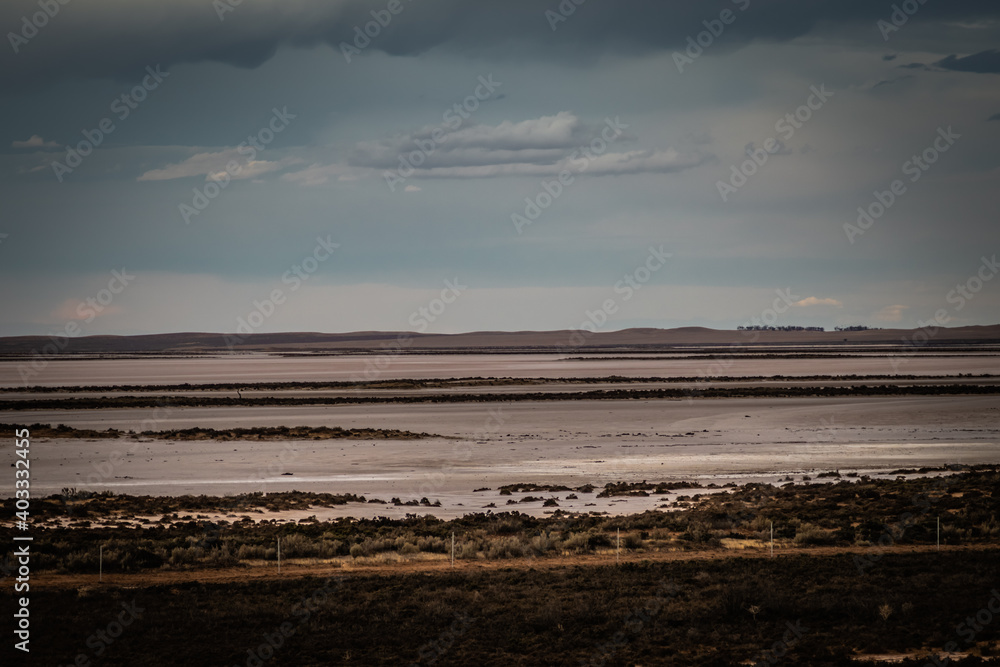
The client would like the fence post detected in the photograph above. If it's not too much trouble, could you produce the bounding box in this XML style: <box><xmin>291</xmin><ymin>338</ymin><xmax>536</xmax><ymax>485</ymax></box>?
<box><xmin>278</xmin><ymin>537</ymin><xmax>281</xmax><ymax>574</ymax></box>
<box><xmin>770</xmin><ymin>521</ymin><xmax>773</xmax><ymax>557</ymax></box>
<box><xmin>451</xmin><ymin>532</ymin><xmax>455</xmax><ymax>568</ymax></box>
<box><xmin>617</xmin><ymin>528</ymin><xmax>620</xmax><ymax>565</ymax></box>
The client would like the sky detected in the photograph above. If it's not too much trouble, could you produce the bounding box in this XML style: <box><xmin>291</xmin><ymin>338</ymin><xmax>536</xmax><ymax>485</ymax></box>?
<box><xmin>1</xmin><ymin>0</ymin><xmax>999</xmax><ymax>337</ymax></box>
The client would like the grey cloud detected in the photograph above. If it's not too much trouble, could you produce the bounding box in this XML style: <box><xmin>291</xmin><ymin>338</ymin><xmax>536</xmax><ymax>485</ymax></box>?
<box><xmin>934</xmin><ymin>49</ymin><xmax>1000</xmax><ymax>73</ymax></box>
<box><xmin>745</xmin><ymin>140</ymin><xmax>790</xmax><ymax>157</ymax></box>
<box><xmin>136</xmin><ymin>149</ymin><xmax>303</xmax><ymax>181</ymax></box>
<box><xmin>321</xmin><ymin>111</ymin><xmax>709</xmax><ymax>180</ymax></box>
<box><xmin>394</xmin><ymin>149</ymin><xmax>711</xmax><ymax>179</ymax></box>
<box><xmin>348</xmin><ymin>112</ymin><xmax>615</xmax><ymax>170</ymax></box>
<box><xmin>5</xmin><ymin>1</ymin><xmax>1000</xmax><ymax>91</ymax></box>
<box><xmin>288</xmin><ymin>148</ymin><xmax>712</xmax><ymax>183</ymax></box>
<box><xmin>351</xmin><ymin>146</ymin><xmax>572</xmax><ymax>170</ymax></box>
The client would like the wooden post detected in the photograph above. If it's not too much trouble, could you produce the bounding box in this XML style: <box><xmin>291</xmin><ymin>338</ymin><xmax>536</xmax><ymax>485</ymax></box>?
<box><xmin>451</xmin><ymin>532</ymin><xmax>455</xmax><ymax>568</ymax></box>
<box><xmin>277</xmin><ymin>537</ymin><xmax>281</xmax><ymax>574</ymax></box>
<box><xmin>616</xmin><ymin>528</ymin><xmax>620</xmax><ymax>565</ymax></box>
<box><xmin>99</xmin><ymin>545</ymin><xmax>103</xmax><ymax>583</ymax></box>
<box><xmin>770</xmin><ymin>521</ymin><xmax>773</xmax><ymax>557</ymax></box>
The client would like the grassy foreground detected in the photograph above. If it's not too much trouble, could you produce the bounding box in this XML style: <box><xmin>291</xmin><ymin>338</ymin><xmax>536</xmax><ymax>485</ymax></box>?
<box><xmin>3</xmin><ymin>469</ymin><xmax>999</xmax><ymax>665</ymax></box>
<box><xmin>8</xmin><ymin>550</ymin><xmax>1000</xmax><ymax>666</ymax></box>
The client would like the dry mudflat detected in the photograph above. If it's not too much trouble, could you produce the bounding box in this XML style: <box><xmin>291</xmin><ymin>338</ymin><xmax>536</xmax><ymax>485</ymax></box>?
<box><xmin>6</xmin><ymin>394</ymin><xmax>999</xmax><ymax>519</ymax></box>
<box><xmin>3</xmin><ymin>352</ymin><xmax>999</xmax><ymax>517</ymax></box>
<box><xmin>3</xmin><ymin>352</ymin><xmax>1000</xmax><ymax>387</ymax></box>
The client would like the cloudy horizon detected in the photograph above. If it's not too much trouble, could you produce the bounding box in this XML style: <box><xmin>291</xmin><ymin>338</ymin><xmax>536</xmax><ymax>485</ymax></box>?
<box><xmin>2</xmin><ymin>0</ymin><xmax>999</xmax><ymax>337</ymax></box>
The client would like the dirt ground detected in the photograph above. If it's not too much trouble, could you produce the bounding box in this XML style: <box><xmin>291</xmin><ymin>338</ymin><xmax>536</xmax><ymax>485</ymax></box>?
<box><xmin>30</xmin><ymin>542</ymin><xmax>991</xmax><ymax>590</ymax></box>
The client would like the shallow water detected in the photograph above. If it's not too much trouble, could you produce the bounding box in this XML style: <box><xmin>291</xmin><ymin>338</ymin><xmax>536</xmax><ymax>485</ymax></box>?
<box><xmin>3</xmin><ymin>352</ymin><xmax>998</xmax><ymax>387</ymax></box>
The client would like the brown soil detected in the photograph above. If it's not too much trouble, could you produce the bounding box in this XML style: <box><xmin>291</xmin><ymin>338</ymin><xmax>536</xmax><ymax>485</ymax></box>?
<box><xmin>31</xmin><ymin>541</ymin><xmax>989</xmax><ymax>590</ymax></box>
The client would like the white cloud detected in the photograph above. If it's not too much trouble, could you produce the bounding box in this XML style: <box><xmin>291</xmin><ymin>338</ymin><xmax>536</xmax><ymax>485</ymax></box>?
<box><xmin>137</xmin><ymin>148</ymin><xmax>300</xmax><ymax>181</ymax></box>
<box><xmin>438</xmin><ymin>111</ymin><xmax>588</xmax><ymax>150</ymax></box>
<box><xmin>12</xmin><ymin>134</ymin><xmax>59</xmax><ymax>149</ymax></box>
<box><xmin>793</xmin><ymin>296</ymin><xmax>843</xmax><ymax>307</ymax></box>
<box><xmin>280</xmin><ymin>162</ymin><xmax>355</xmax><ymax>187</ymax></box>
<box><xmin>400</xmin><ymin>148</ymin><xmax>709</xmax><ymax>179</ymax></box>
<box><xmin>874</xmin><ymin>304</ymin><xmax>908</xmax><ymax>321</ymax></box>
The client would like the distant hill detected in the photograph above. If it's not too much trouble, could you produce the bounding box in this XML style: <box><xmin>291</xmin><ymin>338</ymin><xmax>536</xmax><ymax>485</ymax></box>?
<box><xmin>0</xmin><ymin>325</ymin><xmax>998</xmax><ymax>355</ymax></box>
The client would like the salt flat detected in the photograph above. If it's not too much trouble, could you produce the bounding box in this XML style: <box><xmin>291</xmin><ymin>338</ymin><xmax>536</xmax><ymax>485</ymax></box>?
<box><xmin>3</xmin><ymin>352</ymin><xmax>998</xmax><ymax>387</ymax></box>
<box><xmin>10</xmin><ymin>396</ymin><xmax>999</xmax><ymax>518</ymax></box>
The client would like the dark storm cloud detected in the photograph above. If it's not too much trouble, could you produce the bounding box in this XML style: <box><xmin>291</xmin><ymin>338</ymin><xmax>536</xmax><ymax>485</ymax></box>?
<box><xmin>4</xmin><ymin>0</ymin><xmax>1000</xmax><ymax>91</ymax></box>
<box><xmin>934</xmin><ymin>49</ymin><xmax>1000</xmax><ymax>73</ymax></box>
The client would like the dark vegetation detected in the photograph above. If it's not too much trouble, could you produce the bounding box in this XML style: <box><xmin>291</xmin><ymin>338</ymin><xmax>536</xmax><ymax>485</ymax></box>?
<box><xmin>3</xmin><ymin>383</ymin><xmax>999</xmax><ymax>410</ymax></box>
<box><xmin>8</xmin><ymin>550</ymin><xmax>1000</xmax><ymax>665</ymax></box>
<box><xmin>2</xmin><ymin>470</ymin><xmax>999</xmax><ymax>664</ymax></box>
<box><xmin>737</xmin><ymin>325</ymin><xmax>827</xmax><ymax>331</ymax></box>
<box><xmin>0</xmin><ymin>423</ymin><xmax>439</xmax><ymax>440</ymax></box>
<box><xmin>4</xmin><ymin>467</ymin><xmax>997</xmax><ymax>574</ymax></box>
<box><xmin>4</xmin><ymin>373</ymin><xmax>997</xmax><ymax>393</ymax></box>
